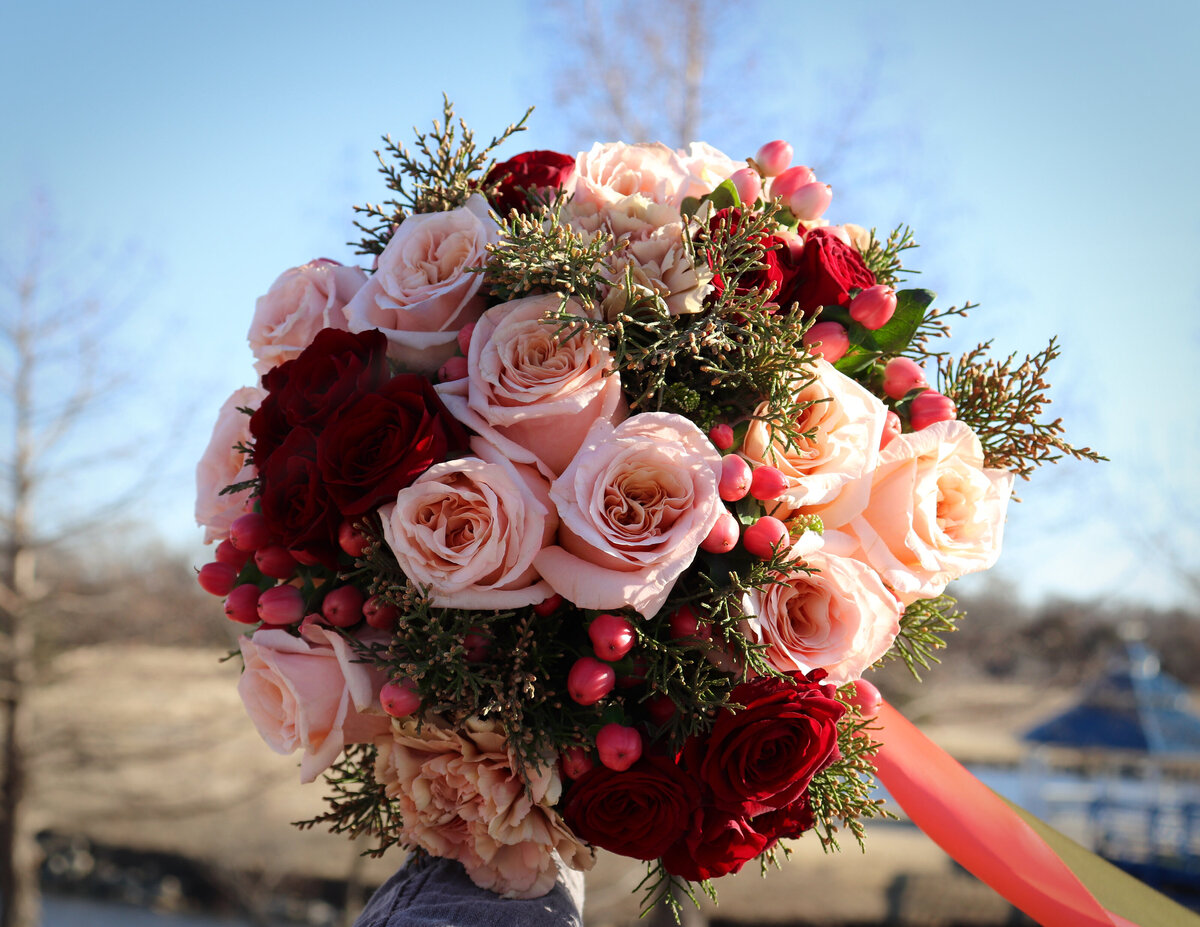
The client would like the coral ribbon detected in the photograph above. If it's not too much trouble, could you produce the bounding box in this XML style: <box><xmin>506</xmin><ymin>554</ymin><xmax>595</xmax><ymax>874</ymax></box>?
<box><xmin>871</xmin><ymin>700</ymin><xmax>1146</xmax><ymax>927</ymax></box>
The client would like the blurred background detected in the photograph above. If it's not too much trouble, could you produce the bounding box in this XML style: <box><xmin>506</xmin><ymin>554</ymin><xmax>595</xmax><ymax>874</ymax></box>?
<box><xmin>2</xmin><ymin>1</ymin><xmax>1198</xmax><ymax>924</ymax></box>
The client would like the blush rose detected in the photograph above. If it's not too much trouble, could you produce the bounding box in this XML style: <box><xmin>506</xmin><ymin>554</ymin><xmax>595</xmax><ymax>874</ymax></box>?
<box><xmin>195</xmin><ymin>386</ymin><xmax>265</xmax><ymax>543</ymax></box>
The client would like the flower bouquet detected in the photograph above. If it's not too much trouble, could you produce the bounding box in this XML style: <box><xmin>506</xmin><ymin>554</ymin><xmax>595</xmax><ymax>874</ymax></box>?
<box><xmin>194</xmin><ymin>100</ymin><xmax>1098</xmax><ymax>917</ymax></box>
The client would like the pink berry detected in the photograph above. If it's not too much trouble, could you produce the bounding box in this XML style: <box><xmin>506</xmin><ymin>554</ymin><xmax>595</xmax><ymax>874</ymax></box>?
<box><xmin>743</xmin><ymin>516</ymin><xmax>789</xmax><ymax>559</ymax></box>
<box><xmin>850</xmin><ymin>285</ymin><xmax>897</xmax><ymax>330</ymax></box>
<box><xmin>464</xmin><ymin>629</ymin><xmax>491</xmax><ymax>663</ymax></box>
<box><xmin>718</xmin><ymin>454</ymin><xmax>752</xmax><ymax>502</ymax></box>
<box><xmin>456</xmin><ymin>322</ymin><xmax>476</xmax><ymax>356</ymax></box>
<box><xmin>708</xmin><ymin>423</ymin><xmax>735</xmax><ymax>451</ymax></box>
<box><xmin>567</xmin><ymin>657</ymin><xmax>616</xmax><ymax>706</ymax></box>
<box><xmin>787</xmin><ymin>182</ymin><xmax>833</xmax><ymax>221</ymax></box>
<box><xmin>363</xmin><ymin>595</ymin><xmax>400</xmax><ymax>631</ymax></box>
<box><xmin>770</xmin><ymin>164</ymin><xmax>817</xmax><ymax>201</ymax></box>
<box><xmin>257</xmin><ymin>584</ymin><xmax>305</xmax><ymax>625</ymax></box>
<box><xmin>909</xmin><ymin>389</ymin><xmax>957</xmax><ymax>431</ymax></box>
<box><xmin>802</xmin><ymin>322</ymin><xmax>850</xmax><ymax>363</ymax></box>
<box><xmin>215</xmin><ymin>539</ymin><xmax>250</xmax><ymax>569</ymax></box>
<box><xmin>882</xmin><ymin>357</ymin><xmax>929</xmax><ymax>400</ymax></box>
<box><xmin>880</xmin><ymin>410</ymin><xmax>902</xmax><ymax>449</ymax></box>
<box><xmin>588</xmin><ymin>613</ymin><xmax>635</xmax><ymax>661</ymax></box>
<box><xmin>254</xmin><ymin>545</ymin><xmax>297</xmax><ymax>580</ymax></box>
<box><xmin>532</xmin><ymin>593</ymin><xmax>563</xmax><ymax>617</ymax></box>
<box><xmin>229</xmin><ymin>512</ymin><xmax>270</xmax><ymax>552</ymax></box>
<box><xmin>380</xmin><ymin>678</ymin><xmax>421</xmax><ymax>718</ymax></box>
<box><xmin>728</xmin><ymin>167</ymin><xmax>762</xmax><ymax>205</ymax></box>
<box><xmin>338</xmin><ymin>521</ymin><xmax>369</xmax><ymax>558</ymax></box>
<box><xmin>290</xmin><ymin>548</ymin><xmax>322</xmax><ymax>567</ymax></box>
<box><xmin>561</xmin><ymin>746</ymin><xmax>595</xmax><ymax>780</ymax></box>
<box><xmin>755</xmin><ymin>140</ymin><xmax>793</xmax><ymax>177</ymax></box>
<box><xmin>848</xmin><ymin>679</ymin><xmax>882</xmax><ymax>718</ymax></box>
<box><xmin>645</xmin><ymin>693</ymin><xmax>677</xmax><ymax>726</ymax></box>
<box><xmin>322</xmin><ymin>585</ymin><xmax>365</xmax><ymax>628</ymax></box>
<box><xmin>749</xmin><ymin>465</ymin><xmax>789</xmax><ymax>501</ymax></box>
<box><xmin>596</xmin><ymin>723</ymin><xmax>643</xmax><ymax>771</ymax></box>
<box><xmin>198</xmin><ymin>561</ymin><xmax>237</xmax><ymax>597</ymax></box>
<box><xmin>223</xmin><ymin>583</ymin><xmax>261</xmax><ymax>624</ymax></box>
<box><xmin>700</xmin><ymin>509</ymin><xmax>740</xmax><ymax>554</ymax></box>
<box><xmin>438</xmin><ymin>355</ymin><xmax>469</xmax><ymax>383</ymax></box>
<box><xmin>668</xmin><ymin>605</ymin><xmax>710</xmax><ymax>642</ymax></box>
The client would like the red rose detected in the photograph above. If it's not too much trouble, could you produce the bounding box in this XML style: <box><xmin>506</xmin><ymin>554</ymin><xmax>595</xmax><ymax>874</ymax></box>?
<box><xmin>752</xmin><ymin>793</ymin><xmax>816</xmax><ymax>843</ymax></box>
<box><xmin>707</xmin><ymin>208</ymin><xmax>784</xmax><ymax>304</ymax></box>
<box><xmin>316</xmin><ymin>374</ymin><xmax>467</xmax><ymax>517</ymax></box>
<box><xmin>485</xmin><ymin>150</ymin><xmax>576</xmax><ymax>216</ymax></box>
<box><xmin>662</xmin><ymin>807</ymin><xmax>771</xmax><ymax>882</ymax></box>
<box><xmin>562</xmin><ymin>754</ymin><xmax>700</xmax><ymax>860</ymax></box>
<box><xmin>690</xmin><ymin>674</ymin><xmax>844</xmax><ymax>816</ymax></box>
<box><xmin>257</xmin><ymin>428</ymin><xmax>339</xmax><ymax>565</ymax></box>
<box><xmin>779</xmin><ymin>227</ymin><xmax>875</xmax><ymax>313</ymax></box>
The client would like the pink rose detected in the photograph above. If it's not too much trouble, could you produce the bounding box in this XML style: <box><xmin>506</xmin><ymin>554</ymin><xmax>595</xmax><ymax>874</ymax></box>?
<box><xmin>236</xmin><ymin>625</ymin><xmax>390</xmax><ymax>783</ymax></box>
<box><xmin>534</xmin><ymin>413</ymin><xmax>723</xmax><ymax>618</ymax></box>
<box><xmin>436</xmin><ymin>294</ymin><xmax>625</xmax><ymax>478</ymax></box>
<box><xmin>378</xmin><ymin>438</ymin><xmax>557</xmax><ymax>609</ymax></box>
<box><xmin>834</xmin><ymin>420</ymin><xmax>1015</xmax><ymax>604</ymax></box>
<box><xmin>247</xmin><ymin>259</ymin><xmax>367</xmax><ymax>375</ymax></box>
<box><xmin>741</xmin><ymin>359</ymin><xmax>887</xmax><ymax>523</ymax></box>
<box><xmin>571</xmin><ymin>142</ymin><xmax>694</xmax><ymax>209</ymax></box>
<box><xmin>676</xmin><ymin>141</ymin><xmax>744</xmax><ymax>201</ymax></box>
<box><xmin>195</xmin><ymin>386</ymin><xmax>266</xmax><ymax>543</ymax></box>
<box><xmin>745</xmin><ymin>549</ymin><xmax>901</xmax><ymax>685</ymax></box>
<box><xmin>344</xmin><ymin>194</ymin><xmax>498</xmax><ymax>373</ymax></box>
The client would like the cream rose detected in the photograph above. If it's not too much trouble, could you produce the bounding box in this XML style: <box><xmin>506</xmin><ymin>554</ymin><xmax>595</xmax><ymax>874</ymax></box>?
<box><xmin>745</xmin><ymin>549</ymin><xmax>901</xmax><ymax>685</ymax></box>
<box><xmin>195</xmin><ymin>386</ymin><xmax>266</xmax><ymax>543</ymax></box>
<box><xmin>839</xmin><ymin>419</ymin><xmax>1015</xmax><ymax>604</ymax></box>
<box><xmin>237</xmin><ymin>625</ymin><xmax>390</xmax><ymax>783</ymax></box>
<box><xmin>436</xmin><ymin>293</ymin><xmax>625</xmax><ymax>478</ymax></box>
<box><xmin>571</xmin><ymin>142</ymin><xmax>694</xmax><ymax>208</ymax></box>
<box><xmin>676</xmin><ymin>141</ymin><xmax>744</xmax><ymax>201</ymax></box>
<box><xmin>534</xmin><ymin>413</ymin><xmax>723</xmax><ymax>618</ymax></box>
<box><xmin>378</xmin><ymin>438</ymin><xmax>557</xmax><ymax>609</ymax></box>
<box><xmin>374</xmin><ymin>716</ymin><xmax>593</xmax><ymax>899</ymax></box>
<box><xmin>344</xmin><ymin>194</ymin><xmax>498</xmax><ymax>373</ymax></box>
<box><xmin>247</xmin><ymin>259</ymin><xmax>366</xmax><ymax>374</ymax></box>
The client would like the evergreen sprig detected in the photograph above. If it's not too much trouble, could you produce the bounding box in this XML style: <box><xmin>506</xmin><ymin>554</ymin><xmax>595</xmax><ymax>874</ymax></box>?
<box><xmin>806</xmin><ymin>703</ymin><xmax>893</xmax><ymax>852</ymax></box>
<box><xmin>877</xmin><ymin>595</ymin><xmax>964</xmax><ymax>681</ymax></box>
<box><xmin>908</xmin><ymin>300</ymin><xmax>977</xmax><ymax>357</ymax></box>
<box><xmin>636</xmin><ymin>861</ymin><xmax>707</xmax><ymax>923</ymax></box>
<box><xmin>294</xmin><ymin>744</ymin><xmax>400</xmax><ymax>856</ymax></box>
<box><xmin>862</xmin><ymin>225</ymin><xmax>918</xmax><ymax>289</ymax></box>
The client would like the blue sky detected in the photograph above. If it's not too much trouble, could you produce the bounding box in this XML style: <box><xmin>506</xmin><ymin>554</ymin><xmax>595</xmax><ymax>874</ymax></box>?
<box><xmin>3</xmin><ymin>0</ymin><xmax>1198</xmax><ymax>607</ymax></box>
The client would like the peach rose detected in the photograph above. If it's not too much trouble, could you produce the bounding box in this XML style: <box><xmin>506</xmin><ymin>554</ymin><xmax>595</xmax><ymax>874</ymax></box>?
<box><xmin>571</xmin><ymin>142</ymin><xmax>694</xmax><ymax>209</ymax></box>
<box><xmin>436</xmin><ymin>294</ymin><xmax>625</xmax><ymax>478</ymax></box>
<box><xmin>378</xmin><ymin>438</ymin><xmax>557</xmax><ymax>609</ymax></box>
<box><xmin>374</xmin><ymin>716</ymin><xmax>593</xmax><ymax>899</ymax></box>
<box><xmin>676</xmin><ymin>141</ymin><xmax>744</xmax><ymax>201</ymax></box>
<box><xmin>237</xmin><ymin>625</ymin><xmax>390</xmax><ymax>783</ymax></box>
<box><xmin>837</xmin><ymin>419</ymin><xmax>1015</xmax><ymax>604</ymax></box>
<box><xmin>195</xmin><ymin>386</ymin><xmax>266</xmax><ymax>543</ymax></box>
<box><xmin>344</xmin><ymin>194</ymin><xmax>498</xmax><ymax>373</ymax></box>
<box><xmin>745</xmin><ymin>549</ymin><xmax>901</xmax><ymax>685</ymax></box>
<box><xmin>742</xmin><ymin>359</ymin><xmax>887</xmax><ymax>524</ymax></box>
<box><xmin>534</xmin><ymin>413</ymin><xmax>723</xmax><ymax>618</ymax></box>
<box><xmin>247</xmin><ymin>259</ymin><xmax>366</xmax><ymax>374</ymax></box>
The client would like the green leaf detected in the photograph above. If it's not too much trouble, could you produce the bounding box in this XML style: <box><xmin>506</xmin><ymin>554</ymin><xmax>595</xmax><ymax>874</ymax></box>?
<box><xmin>704</xmin><ymin>179</ymin><xmax>741</xmax><ymax>213</ymax></box>
<box><xmin>680</xmin><ymin>196</ymin><xmax>703</xmax><ymax>219</ymax></box>
<box><xmin>835</xmin><ymin>288</ymin><xmax>936</xmax><ymax>374</ymax></box>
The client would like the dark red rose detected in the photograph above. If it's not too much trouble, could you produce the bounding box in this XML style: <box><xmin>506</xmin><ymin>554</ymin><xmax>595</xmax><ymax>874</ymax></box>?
<box><xmin>485</xmin><ymin>150</ymin><xmax>576</xmax><ymax>215</ymax></box>
<box><xmin>690</xmin><ymin>673</ymin><xmax>844</xmax><ymax>816</ymax></box>
<box><xmin>257</xmin><ymin>428</ymin><xmax>339</xmax><ymax>566</ymax></box>
<box><xmin>662</xmin><ymin>807</ymin><xmax>771</xmax><ymax>882</ymax></box>
<box><xmin>562</xmin><ymin>754</ymin><xmax>700</xmax><ymax>860</ymax></box>
<box><xmin>752</xmin><ymin>793</ymin><xmax>816</xmax><ymax>843</ymax></box>
<box><xmin>779</xmin><ymin>227</ymin><xmax>875</xmax><ymax>313</ymax></box>
<box><xmin>317</xmin><ymin>374</ymin><xmax>467</xmax><ymax>516</ymax></box>
<box><xmin>707</xmin><ymin>208</ymin><xmax>784</xmax><ymax>304</ymax></box>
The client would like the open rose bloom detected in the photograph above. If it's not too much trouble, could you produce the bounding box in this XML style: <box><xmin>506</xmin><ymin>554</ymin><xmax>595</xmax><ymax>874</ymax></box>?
<box><xmin>198</xmin><ymin>104</ymin><xmax>1095</xmax><ymax>913</ymax></box>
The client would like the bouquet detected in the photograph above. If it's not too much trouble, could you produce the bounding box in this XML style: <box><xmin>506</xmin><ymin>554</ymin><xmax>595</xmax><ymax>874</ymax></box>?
<box><xmin>194</xmin><ymin>100</ymin><xmax>1098</xmax><ymax>916</ymax></box>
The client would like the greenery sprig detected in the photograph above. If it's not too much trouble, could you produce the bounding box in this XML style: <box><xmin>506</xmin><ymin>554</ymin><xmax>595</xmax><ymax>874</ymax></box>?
<box><xmin>294</xmin><ymin>743</ymin><xmax>400</xmax><ymax>856</ymax></box>
<box><xmin>876</xmin><ymin>595</ymin><xmax>964</xmax><ymax>681</ymax></box>
<box><xmin>806</xmin><ymin>701</ymin><xmax>893</xmax><ymax>851</ymax></box>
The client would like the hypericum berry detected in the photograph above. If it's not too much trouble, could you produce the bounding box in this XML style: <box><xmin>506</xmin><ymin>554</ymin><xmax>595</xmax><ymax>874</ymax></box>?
<box><xmin>708</xmin><ymin>423</ymin><xmax>735</xmax><ymax>451</ymax></box>
<box><xmin>909</xmin><ymin>389</ymin><xmax>957</xmax><ymax>431</ymax></box>
<box><xmin>257</xmin><ymin>584</ymin><xmax>305</xmax><ymax>625</ymax></box>
<box><xmin>561</xmin><ymin>746</ymin><xmax>595</xmax><ymax>780</ymax></box>
<box><xmin>743</xmin><ymin>516</ymin><xmax>789</xmax><ymax>559</ymax></box>
<box><xmin>338</xmin><ymin>521</ymin><xmax>369</xmax><ymax>558</ymax></box>
<box><xmin>363</xmin><ymin>595</ymin><xmax>400</xmax><ymax>631</ymax></box>
<box><xmin>438</xmin><ymin>355</ymin><xmax>469</xmax><ymax>383</ymax></box>
<box><xmin>197</xmin><ymin>561</ymin><xmax>237</xmax><ymax>597</ymax></box>
<box><xmin>596</xmin><ymin>723</ymin><xmax>642</xmax><ymax>772</ymax></box>
<box><xmin>749</xmin><ymin>465</ymin><xmax>789</xmax><ymax>501</ymax></box>
<box><xmin>254</xmin><ymin>545</ymin><xmax>297</xmax><ymax>580</ymax></box>
<box><xmin>567</xmin><ymin>657</ymin><xmax>616</xmax><ymax>706</ymax></box>
<box><xmin>755</xmin><ymin>140</ymin><xmax>793</xmax><ymax>176</ymax></box>
<box><xmin>380</xmin><ymin>678</ymin><xmax>421</xmax><ymax>718</ymax></box>
<box><xmin>882</xmin><ymin>357</ymin><xmax>928</xmax><ymax>400</ymax></box>
<box><xmin>322</xmin><ymin>585</ymin><xmax>365</xmax><ymax>628</ymax></box>
<box><xmin>718</xmin><ymin>454</ymin><xmax>752</xmax><ymax>502</ymax></box>
<box><xmin>770</xmin><ymin>164</ymin><xmax>816</xmax><ymax>200</ymax></box>
<box><xmin>668</xmin><ymin>605</ymin><xmax>710</xmax><ymax>642</ymax></box>
<box><xmin>290</xmin><ymin>548</ymin><xmax>322</xmax><ymax>567</ymax></box>
<box><xmin>848</xmin><ymin>678</ymin><xmax>883</xmax><ymax>719</ymax></box>
<box><xmin>456</xmin><ymin>321</ymin><xmax>476</xmax><ymax>356</ymax></box>
<box><xmin>464</xmin><ymin>628</ymin><xmax>491</xmax><ymax>663</ymax></box>
<box><xmin>700</xmin><ymin>509</ymin><xmax>740</xmax><ymax>554</ymax></box>
<box><xmin>223</xmin><ymin>583</ymin><xmax>261</xmax><ymax>624</ymax></box>
<box><xmin>850</xmin><ymin>285</ymin><xmax>897</xmax><ymax>330</ymax></box>
<box><xmin>787</xmin><ymin>181</ymin><xmax>833</xmax><ymax>221</ymax></box>
<box><xmin>728</xmin><ymin>167</ymin><xmax>762</xmax><ymax>205</ymax></box>
<box><xmin>214</xmin><ymin>539</ymin><xmax>250</xmax><ymax>569</ymax></box>
<box><xmin>532</xmin><ymin>593</ymin><xmax>563</xmax><ymax>617</ymax></box>
<box><xmin>229</xmin><ymin>512</ymin><xmax>270</xmax><ymax>552</ymax></box>
<box><xmin>802</xmin><ymin>321</ymin><xmax>850</xmax><ymax>363</ymax></box>
<box><xmin>880</xmin><ymin>410</ymin><xmax>903</xmax><ymax>449</ymax></box>
<box><xmin>588</xmin><ymin>613</ymin><xmax>636</xmax><ymax>661</ymax></box>
<box><xmin>644</xmin><ymin>693</ymin><xmax>677</xmax><ymax>726</ymax></box>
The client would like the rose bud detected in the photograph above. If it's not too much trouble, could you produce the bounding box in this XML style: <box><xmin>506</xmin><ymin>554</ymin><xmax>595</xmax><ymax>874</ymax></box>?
<box><xmin>464</xmin><ymin>628</ymin><xmax>491</xmax><ymax>663</ymax></box>
<box><xmin>589</xmin><ymin>613</ymin><xmax>636</xmax><ymax>661</ymax></box>
<box><xmin>532</xmin><ymin>593</ymin><xmax>564</xmax><ymax>617</ymax></box>
<box><xmin>596</xmin><ymin>723</ymin><xmax>643</xmax><ymax>772</ymax></box>
<box><xmin>229</xmin><ymin>512</ymin><xmax>270</xmax><ymax>552</ymax></box>
<box><xmin>197</xmin><ymin>561</ymin><xmax>237</xmax><ymax>597</ymax></box>
<box><xmin>568</xmin><ymin>656</ymin><xmax>616</xmax><ymax>705</ymax></box>
<box><xmin>257</xmin><ymin>584</ymin><xmax>305</xmax><ymax>625</ymax></box>
<box><xmin>224</xmin><ymin>584</ymin><xmax>261</xmax><ymax>624</ymax></box>
<box><xmin>321</xmin><ymin>585</ymin><xmax>365</xmax><ymax>628</ymax></box>
<box><xmin>849</xmin><ymin>285</ymin><xmax>897</xmax><ymax>330</ymax></box>
<box><xmin>801</xmin><ymin>321</ymin><xmax>849</xmax><ymax>363</ymax></box>
<box><xmin>254</xmin><ymin>545</ymin><xmax>297</xmax><ymax>580</ymax></box>
<box><xmin>214</xmin><ymin>539</ymin><xmax>250</xmax><ymax>570</ymax></box>
<box><xmin>668</xmin><ymin>605</ymin><xmax>711</xmax><ymax>642</ymax></box>
<box><xmin>848</xmin><ymin>679</ymin><xmax>883</xmax><ymax>719</ymax></box>
<box><xmin>787</xmin><ymin>182</ymin><xmax>833</xmax><ymax>222</ymax></box>
<box><xmin>437</xmin><ymin>355</ymin><xmax>469</xmax><ymax>383</ymax></box>
<box><xmin>561</xmin><ymin>745</ymin><xmax>595</xmax><ymax>780</ymax></box>
<box><xmin>882</xmin><ymin>356</ymin><xmax>929</xmax><ymax>400</ymax></box>
<box><xmin>880</xmin><ymin>410</ymin><xmax>903</xmax><ymax>449</ymax></box>
<box><xmin>718</xmin><ymin>454</ymin><xmax>752</xmax><ymax>502</ymax></box>
<box><xmin>456</xmin><ymin>321</ymin><xmax>476</xmax><ymax>356</ymax></box>
<box><xmin>755</xmin><ymin>140</ymin><xmax>793</xmax><ymax>176</ymax></box>
<box><xmin>644</xmin><ymin>692</ymin><xmax>677</xmax><ymax>726</ymax></box>
<box><xmin>770</xmin><ymin>164</ymin><xmax>818</xmax><ymax>201</ymax></box>
<box><xmin>363</xmin><ymin>595</ymin><xmax>400</xmax><ymax>631</ymax></box>
<box><xmin>708</xmin><ymin>423</ymin><xmax>735</xmax><ymax>451</ymax></box>
<box><xmin>742</xmin><ymin>516</ymin><xmax>789</xmax><ymax>559</ymax></box>
<box><xmin>909</xmin><ymin>389</ymin><xmax>957</xmax><ymax>431</ymax></box>
<box><xmin>728</xmin><ymin>167</ymin><xmax>762</xmax><ymax>205</ymax></box>
<box><xmin>749</xmin><ymin>465</ymin><xmax>788</xmax><ymax>501</ymax></box>
<box><xmin>700</xmin><ymin>509</ymin><xmax>740</xmax><ymax>554</ymax></box>
<box><xmin>380</xmin><ymin>678</ymin><xmax>421</xmax><ymax>718</ymax></box>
